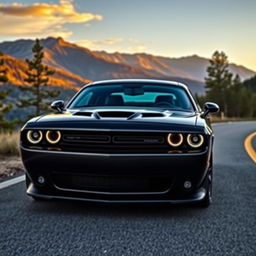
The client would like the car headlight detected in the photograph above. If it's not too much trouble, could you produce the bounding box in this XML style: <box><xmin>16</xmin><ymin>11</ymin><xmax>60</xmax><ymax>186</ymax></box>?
<box><xmin>167</xmin><ymin>133</ymin><xmax>183</xmax><ymax>147</ymax></box>
<box><xmin>187</xmin><ymin>134</ymin><xmax>204</xmax><ymax>148</ymax></box>
<box><xmin>46</xmin><ymin>130</ymin><xmax>61</xmax><ymax>144</ymax></box>
<box><xmin>27</xmin><ymin>130</ymin><xmax>43</xmax><ymax>144</ymax></box>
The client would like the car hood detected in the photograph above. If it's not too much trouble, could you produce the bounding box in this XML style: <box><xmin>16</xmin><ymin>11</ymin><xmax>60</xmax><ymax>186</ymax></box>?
<box><xmin>26</xmin><ymin>107</ymin><xmax>204</xmax><ymax>132</ymax></box>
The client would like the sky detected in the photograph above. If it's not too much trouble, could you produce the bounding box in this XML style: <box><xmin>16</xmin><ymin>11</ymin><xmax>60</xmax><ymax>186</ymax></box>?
<box><xmin>0</xmin><ymin>0</ymin><xmax>255</xmax><ymax>71</ymax></box>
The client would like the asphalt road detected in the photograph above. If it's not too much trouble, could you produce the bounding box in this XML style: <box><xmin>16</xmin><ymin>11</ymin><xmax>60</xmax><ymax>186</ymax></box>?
<box><xmin>1</xmin><ymin>122</ymin><xmax>256</xmax><ymax>256</ymax></box>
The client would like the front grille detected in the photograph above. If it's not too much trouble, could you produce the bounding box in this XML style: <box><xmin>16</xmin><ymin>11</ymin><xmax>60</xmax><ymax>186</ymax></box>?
<box><xmin>112</xmin><ymin>135</ymin><xmax>164</xmax><ymax>144</ymax></box>
<box><xmin>60</xmin><ymin>131</ymin><xmax>169</xmax><ymax>153</ymax></box>
<box><xmin>63</xmin><ymin>134</ymin><xmax>111</xmax><ymax>144</ymax></box>
<box><xmin>52</xmin><ymin>173</ymin><xmax>171</xmax><ymax>193</ymax></box>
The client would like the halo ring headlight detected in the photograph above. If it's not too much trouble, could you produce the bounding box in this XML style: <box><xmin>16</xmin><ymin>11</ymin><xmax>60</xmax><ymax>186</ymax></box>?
<box><xmin>167</xmin><ymin>133</ymin><xmax>183</xmax><ymax>147</ymax></box>
<box><xmin>46</xmin><ymin>130</ymin><xmax>61</xmax><ymax>144</ymax></box>
<box><xmin>27</xmin><ymin>130</ymin><xmax>43</xmax><ymax>144</ymax></box>
<box><xmin>187</xmin><ymin>134</ymin><xmax>204</xmax><ymax>148</ymax></box>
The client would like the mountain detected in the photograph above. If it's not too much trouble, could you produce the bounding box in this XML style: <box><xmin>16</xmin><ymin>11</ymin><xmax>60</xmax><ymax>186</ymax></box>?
<box><xmin>2</xmin><ymin>55</ymin><xmax>90</xmax><ymax>91</ymax></box>
<box><xmin>0</xmin><ymin>37</ymin><xmax>255</xmax><ymax>96</ymax></box>
<box><xmin>93</xmin><ymin>52</ymin><xmax>255</xmax><ymax>82</ymax></box>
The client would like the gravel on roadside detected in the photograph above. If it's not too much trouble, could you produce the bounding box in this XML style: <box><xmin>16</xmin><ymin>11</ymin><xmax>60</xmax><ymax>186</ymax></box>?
<box><xmin>0</xmin><ymin>156</ymin><xmax>24</xmax><ymax>179</ymax></box>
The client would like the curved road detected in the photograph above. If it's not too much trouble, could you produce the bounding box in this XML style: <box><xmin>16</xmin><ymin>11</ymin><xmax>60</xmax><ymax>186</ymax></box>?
<box><xmin>1</xmin><ymin>122</ymin><xmax>256</xmax><ymax>256</ymax></box>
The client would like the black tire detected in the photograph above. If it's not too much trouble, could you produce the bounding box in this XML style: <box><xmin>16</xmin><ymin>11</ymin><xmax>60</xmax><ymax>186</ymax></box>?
<box><xmin>25</xmin><ymin>173</ymin><xmax>31</xmax><ymax>189</ymax></box>
<box><xmin>199</xmin><ymin>168</ymin><xmax>213</xmax><ymax>208</ymax></box>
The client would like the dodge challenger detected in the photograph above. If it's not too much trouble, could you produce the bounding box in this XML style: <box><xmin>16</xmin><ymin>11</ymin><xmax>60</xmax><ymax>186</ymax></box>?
<box><xmin>20</xmin><ymin>79</ymin><xmax>219</xmax><ymax>207</ymax></box>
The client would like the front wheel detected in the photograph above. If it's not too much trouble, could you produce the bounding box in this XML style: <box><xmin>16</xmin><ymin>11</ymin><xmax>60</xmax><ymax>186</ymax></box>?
<box><xmin>199</xmin><ymin>169</ymin><xmax>212</xmax><ymax>208</ymax></box>
<box><xmin>25</xmin><ymin>173</ymin><xmax>31</xmax><ymax>189</ymax></box>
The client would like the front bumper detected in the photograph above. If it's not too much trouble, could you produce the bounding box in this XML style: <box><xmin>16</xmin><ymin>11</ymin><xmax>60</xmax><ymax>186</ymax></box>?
<box><xmin>27</xmin><ymin>183</ymin><xmax>207</xmax><ymax>203</ymax></box>
<box><xmin>21</xmin><ymin>146</ymin><xmax>211</xmax><ymax>203</ymax></box>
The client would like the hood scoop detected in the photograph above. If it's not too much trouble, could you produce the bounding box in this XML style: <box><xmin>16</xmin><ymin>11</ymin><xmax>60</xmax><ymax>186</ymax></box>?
<box><xmin>73</xmin><ymin>112</ymin><xmax>93</xmax><ymax>117</ymax></box>
<box><xmin>98</xmin><ymin>111</ymin><xmax>134</xmax><ymax>118</ymax></box>
<box><xmin>72</xmin><ymin>110</ymin><xmax>167</xmax><ymax>120</ymax></box>
<box><xmin>97</xmin><ymin>111</ymin><xmax>166</xmax><ymax>119</ymax></box>
<box><xmin>141</xmin><ymin>113</ymin><xmax>165</xmax><ymax>118</ymax></box>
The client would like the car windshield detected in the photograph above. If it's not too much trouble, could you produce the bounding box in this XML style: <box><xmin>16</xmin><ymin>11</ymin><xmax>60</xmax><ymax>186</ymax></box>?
<box><xmin>68</xmin><ymin>83</ymin><xmax>195</xmax><ymax>111</ymax></box>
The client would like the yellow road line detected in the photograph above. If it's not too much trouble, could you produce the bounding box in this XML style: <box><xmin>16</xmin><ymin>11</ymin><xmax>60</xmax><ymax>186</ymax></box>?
<box><xmin>244</xmin><ymin>132</ymin><xmax>256</xmax><ymax>164</ymax></box>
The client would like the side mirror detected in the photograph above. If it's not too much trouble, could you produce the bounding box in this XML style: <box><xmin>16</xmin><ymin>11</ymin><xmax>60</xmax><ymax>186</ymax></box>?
<box><xmin>51</xmin><ymin>100</ymin><xmax>65</xmax><ymax>113</ymax></box>
<box><xmin>201</xmin><ymin>102</ymin><xmax>219</xmax><ymax>118</ymax></box>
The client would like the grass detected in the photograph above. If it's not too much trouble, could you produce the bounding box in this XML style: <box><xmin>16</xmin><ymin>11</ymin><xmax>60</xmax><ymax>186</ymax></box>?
<box><xmin>0</xmin><ymin>132</ymin><xmax>20</xmax><ymax>156</ymax></box>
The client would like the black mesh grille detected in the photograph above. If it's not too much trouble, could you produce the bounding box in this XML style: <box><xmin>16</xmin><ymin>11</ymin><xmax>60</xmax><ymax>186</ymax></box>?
<box><xmin>63</xmin><ymin>134</ymin><xmax>111</xmax><ymax>144</ymax></box>
<box><xmin>59</xmin><ymin>131</ymin><xmax>169</xmax><ymax>153</ymax></box>
<box><xmin>52</xmin><ymin>173</ymin><xmax>171</xmax><ymax>193</ymax></box>
<box><xmin>112</xmin><ymin>135</ymin><xmax>164</xmax><ymax>144</ymax></box>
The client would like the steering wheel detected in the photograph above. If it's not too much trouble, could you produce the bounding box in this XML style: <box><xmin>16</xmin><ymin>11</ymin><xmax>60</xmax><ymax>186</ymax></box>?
<box><xmin>154</xmin><ymin>102</ymin><xmax>175</xmax><ymax>108</ymax></box>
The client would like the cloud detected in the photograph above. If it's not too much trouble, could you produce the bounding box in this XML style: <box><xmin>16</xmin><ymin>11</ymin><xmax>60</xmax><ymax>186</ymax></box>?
<box><xmin>125</xmin><ymin>45</ymin><xmax>147</xmax><ymax>53</ymax></box>
<box><xmin>0</xmin><ymin>0</ymin><xmax>102</xmax><ymax>38</ymax></box>
<box><xmin>77</xmin><ymin>38</ymin><xmax>124</xmax><ymax>49</ymax></box>
<box><xmin>76</xmin><ymin>38</ymin><xmax>147</xmax><ymax>53</ymax></box>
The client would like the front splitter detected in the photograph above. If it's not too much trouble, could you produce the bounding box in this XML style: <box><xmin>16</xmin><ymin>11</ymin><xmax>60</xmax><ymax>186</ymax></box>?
<box><xmin>27</xmin><ymin>183</ymin><xmax>206</xmax><ymax>204</ymax></box>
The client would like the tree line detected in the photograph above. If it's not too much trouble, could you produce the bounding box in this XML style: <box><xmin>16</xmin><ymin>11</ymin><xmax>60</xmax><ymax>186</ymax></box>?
<box><xmin>197</xmin><ymin>51</ymin><xmax>256</xmax><ymax>118</ymax></box>
<box><xmin>1</xmin><ymin>42</ymin><xmax>256</xmax><ymax>132</ymax></box>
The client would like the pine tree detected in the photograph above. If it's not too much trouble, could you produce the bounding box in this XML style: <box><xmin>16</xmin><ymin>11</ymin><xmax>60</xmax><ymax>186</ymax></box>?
<box><xmin>0</xmin><ymin>51</ymin><xmax>14</xmax><ymax>131</ymax></box>
<box><xmin>18</xmin><ymin>39</ymin><xmax>60</xmax><ymax>116</ymax></box>
<box><xmin>228</xmin><ymin>74</ymin><xmax>243</xmax><ymax>117</ymax></box>
<box><xmin>205</xmin><ymin>51</ymin><xmax>233</xmax><ymax>116</ymax></box>
<box><xmin>244</xmin><ymin>75</ymin><xmax>256</xmax><ymax>92</ymax></box>
<box><xmin>243</xmin><ymin>75</ymin><xmax>256</xmax><ymax>117</ymax></box>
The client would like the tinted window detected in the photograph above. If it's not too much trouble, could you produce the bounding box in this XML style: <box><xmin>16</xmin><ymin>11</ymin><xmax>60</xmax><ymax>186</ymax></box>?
<box><xmin>69</xmin><ymin>84</ymin><xmax>194</xmax><ymax>111</ymax></box>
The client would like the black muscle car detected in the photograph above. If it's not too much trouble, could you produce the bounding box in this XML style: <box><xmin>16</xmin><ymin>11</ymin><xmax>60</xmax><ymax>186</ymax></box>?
<box><xmin>20</xmin><ymin>79</ymin><xmax>219</xmax><ymax>207</ymax></box>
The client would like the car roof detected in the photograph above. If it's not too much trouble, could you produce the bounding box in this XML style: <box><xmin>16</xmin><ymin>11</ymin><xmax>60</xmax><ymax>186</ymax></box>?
<box><xmin>83</xmin><ymin>79</ymin><xmax>188</xmax><ymax>90</ymax></box>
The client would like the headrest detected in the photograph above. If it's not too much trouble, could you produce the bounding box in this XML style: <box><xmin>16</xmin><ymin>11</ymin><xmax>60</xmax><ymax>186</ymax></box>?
<box><xmin>155</xmin><ymin>95</ymin><xmax>174</xmax><ymax>105</ymax></box>
<box><xmin>106</xmin><ymin>95</ymin><xmax>124</xmax><ymax>106</ymax></box>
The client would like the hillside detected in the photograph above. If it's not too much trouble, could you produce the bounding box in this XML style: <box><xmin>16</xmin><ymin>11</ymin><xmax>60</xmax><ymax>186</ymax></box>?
<box><xmin>2</xmin><ymin>55</ymin><xmax>90</xmax><ymax>91</ymax></box>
